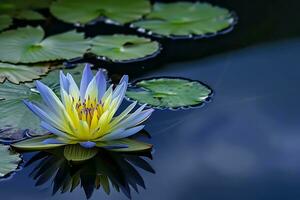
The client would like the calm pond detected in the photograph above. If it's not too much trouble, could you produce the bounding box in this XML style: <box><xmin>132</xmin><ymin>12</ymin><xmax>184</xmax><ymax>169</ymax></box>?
<box><xmin>0</xmin><ymin>0</ymin><xmax>300</xmax><ymax>200</ymax></box>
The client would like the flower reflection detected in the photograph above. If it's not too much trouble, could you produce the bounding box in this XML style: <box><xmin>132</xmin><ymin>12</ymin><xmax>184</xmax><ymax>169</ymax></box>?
<box><xmin>25</xmin><ymin>144</ymin><xmax>155</xmax><ymax>199</ymax></box>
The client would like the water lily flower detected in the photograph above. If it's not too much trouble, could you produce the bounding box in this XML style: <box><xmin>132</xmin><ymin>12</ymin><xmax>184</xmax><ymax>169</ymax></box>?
<box><xmin>16</xmin><ymin>64</ymin><xmax>153</xmax><ymax>150</ymax></box>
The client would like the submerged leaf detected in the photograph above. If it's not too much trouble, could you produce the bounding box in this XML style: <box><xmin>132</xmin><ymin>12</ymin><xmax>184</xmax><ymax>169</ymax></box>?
<box><xmin>0</xmin><ymin>62</ymin><xmax>50</xmax><ymax>84</ymax></box>
<box><xmin>0</xmin><ymin>144</ymin><xmax>21</xmax><ymax>178</ymax></box>
<box><xmin>126</xmin><ymin>77</ymin><xmax>212</xmax><ymax>109</ymax></box>
<box><xmin>50</xmin><ymin>0</ymin><xmax>151</xmax><ymax>25</ymax></box>
<box><xmin>131</xmin><ymin>2</ymin><xmax>235</xmax><ymax>38</ymax></box>
<box><xmin>89</xmin><ymin>34</ymin><xmax>160</xmax><ymax>62</ymax></box>
<box><xmin>0</xmin><ymin>15</ymin><xmax>12</xmax><ymax>32</ymax></box>
<box><xmin>63</xmin><ymin>145</ymin><xmax>98</xmax><ymax>161</ymax></box>
<box><xmin>0</xmin><ymin>65</ymin><xmax>86</xmax><ymax>136</ymax></box>
<box><xmin>0</xmin><ymin>26</ymin><xmax>90</xmax><ymax>63</ymax></box>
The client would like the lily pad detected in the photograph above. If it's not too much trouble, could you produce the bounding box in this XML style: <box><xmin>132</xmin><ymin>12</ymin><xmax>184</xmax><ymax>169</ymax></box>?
<box><xmin>0</xmin><ymin>62</ymin><xmax>50</xmax><ymax>84</ymax></box>
<box><xmin>0</xmin><ymin>0</ymin><xmax>51</xmax><ymax>20</ymax></box>
<box><xmin>89</xmin><ymin>34</ymin><xmax>160</xmax><ymax>62</ymax></box>
<box><xmin>0</xmin><ymin>65</ymin><xmax>86</xmax><ymax>137</ymax></box>
<box><xmin>0</xmin><ymin>26</ymin><xmax>90</xmax><ymax>63</ymax></box>
<box><xmin>50</xmin><ymin>0</ymin><xmax>151</xmax><ymax>25</ymax></box>
<box><xmin>0</xmin><ymin>144</ymin><xmax>21</xmax><ymax>178</ymax></box>
<box><xmin>131</xmin><ymin>2</ymin><xmax>235</xmax><ymax>38</ymax></box>
<box><xmin>96</xmin><ymin>138</ymin><xmax>153</xmax><ymax>152</ymax></box>
<box><xmin>63</xmin><ymin>145</ymin><xmax>98</xmax><ymax>161</ymax></box>
<box><xmin>0</xmin><ymin>15</ymin><xmax>12</xmax><ymax>32</ymax></box>
<box><xmin>12</xmin><ymin>134</ymin><xmax>153</xmax><ymax>152</ymax></box>
<box><xmin>126</xmin><ymin>77</ymin><xmax>212</xmax><ymax>109</ymax></box>
<box><xmin>11</xmin><ymin>135</ymin><xmax>65</xmax><ymax>150</ymax></box>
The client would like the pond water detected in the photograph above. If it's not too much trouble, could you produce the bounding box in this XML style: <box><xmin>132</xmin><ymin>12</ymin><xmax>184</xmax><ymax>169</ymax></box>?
<box><xmin>1</xmin><ymin>0</ymin><xmax>300</xmax><ymax>200</ymax></box>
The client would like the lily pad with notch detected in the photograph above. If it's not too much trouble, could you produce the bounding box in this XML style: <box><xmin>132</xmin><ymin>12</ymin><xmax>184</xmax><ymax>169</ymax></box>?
<box><xmin>0</xmin><ymin>62</ymin><xmax>50</xmax><ymax>84</ymax></box>
<box><xmin>0</xmin><ymin>26</ymin><xmax>90</xmax><ymax>64</ymax></box>
<box><xmin>131</xmin><ymin>2</ymin><xmax>236</xmax><ymax>39</ymax></box>
<box><xmin>0</xmin><ymin>144</ymin><xmax>21</xmax><ymax>178</ymax></box>
<box><xmin>0</xmin><ymin>65</ymin><xmax>87</xmax><ymax>139</ymax></box>
<box><xmin>89</xmin><ymin>34</ymin><xmax>161</xmax><ymax>63</ymax></box>
<box><xmin>126</xmin><ymin>77</ymin><xmax>212</xmax><ymax>109</ymax></box>
<box><xmin>50</xmin><ymin>0</ymin><xmax>151</xmax><ymax>25</ymax></box>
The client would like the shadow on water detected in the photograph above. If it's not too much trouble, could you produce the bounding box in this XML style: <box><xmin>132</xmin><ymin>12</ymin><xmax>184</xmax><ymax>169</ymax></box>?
<box><xmin>24</xmin><ymin>147</ymin><xmax>155</xmax><ymax>199</ymax></box>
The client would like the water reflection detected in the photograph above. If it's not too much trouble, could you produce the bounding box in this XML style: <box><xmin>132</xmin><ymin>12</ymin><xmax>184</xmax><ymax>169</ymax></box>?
<box><xmin>24</xmin><ymin>146</ymin><xmax>155</xmax><ymax>199</ymax></box>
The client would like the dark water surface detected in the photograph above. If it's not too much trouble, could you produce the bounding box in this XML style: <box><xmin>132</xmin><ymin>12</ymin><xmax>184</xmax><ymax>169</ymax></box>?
<box><xmin>1</xmin><ymin>0</ymin><xmax>300</xmax><ymax>199</ymax></box>
<box><xmin>1</xmin><ymin>39</ymin><xmax>300</xmax><ymax>200</ymax></box>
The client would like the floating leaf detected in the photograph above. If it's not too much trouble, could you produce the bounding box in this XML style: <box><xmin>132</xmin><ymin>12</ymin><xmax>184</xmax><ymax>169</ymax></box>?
<box><xmin>50</xmin><ymin>0</ymin><xmax>151</xmax><ymax>25</ymax></box>
<box><xmin>0</xmin><ymin>26</ymin><xmax>90</xmax><ymax>63</ymax></box>
<box><xmin>0</xmin><ymin>144</ymin><xmax>21</xmax><ymax>177</ymax></box>
<box><xmin>96</xmin><ymin>138</ymin><xmax>153</xmax><ymax>152</ymax></box>
<box><xmin>89</xmin><ymin>34</ymin><xmax>160</xmax><ymax>62</ymax></box>
<box><xmin>11</xmin><ymin>135</ymin><xmax>66</xmax><ymax>150</ymax></box>
<box><xmin>0</xmin><ymin>0</ymin><xmax>51</xmax><ymax>20</ymax></box>
<box><xmin>0</xmin><ymin>15</ymin><xmax>12</xmax><ymax>32</ymax></box>
<box><xmin>0</xmin><ymin>65</ymin><xmax>86</xmax><ymax>137</ymax></box>
<box><xmin>126</xmin><ymin>77</ymin><xmax>212</xmax><ymax>109</ymax></box>
<box><xmin>63</xmin><ymin>145</ymin><xmax>98</xmax><ymax>161</ymax></box>
<box><xmin>131</xmin><ymin>2</ymin><xmax>235</xmax><ymax>38</ymax></box>
<box><xmin>12</xmin><ymin>134</ymin><xmax>152</xmax><ymax>152</ymax></box>
<box><xmin>12</xmin><ymin>136</ymin><xmax>152</xmax><ymax>152</ymax></box>
<box><xmin>14</xmin><ymin>10</ymin><xmax>45</xmax><ymax>20</ymax></box>
<box><xmin>0</xmin><ymin>62</ymin><xmax>50</xmax><ymax>84</ymax></box>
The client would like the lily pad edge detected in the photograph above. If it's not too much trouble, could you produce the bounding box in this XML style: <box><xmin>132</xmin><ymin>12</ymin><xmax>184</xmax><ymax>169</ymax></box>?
<box><xmin>126</xmin><ymin>76</ymin><xmax>213</xmax><ymax>110</ymax></box>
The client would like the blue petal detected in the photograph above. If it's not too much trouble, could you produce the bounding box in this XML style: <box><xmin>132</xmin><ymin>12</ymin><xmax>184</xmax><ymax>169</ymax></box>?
<box><xmin>80</xmin><ymin>141</ymin><xmax>96</xmax><ymax>149</ymax></box>
<box><xmin>114</xmin><ymin>104</ymin><xmax>148</xmax><ymax>129</ymax></box>
<box><xmin>100</xmin><ymin>125</ymin><xmax>145</xmax><ymax>141</ymax></box>
<box><xmin>66</xmin><ymin>73</ymin><xmax>80</xmax><ymax>100</ymax></box>
<box><xmin>23</xmin><ymin>100</ymin><xmax>65</xmax><ymax>131</ymax></box>
<box><xmin>124</xmin><ymin>109</ymin><xmax>154</xmax><ymax>128</ymax></box>
<box><xmin>119</xmin><ymin>75</ymin><xmax>128</xmax><ymax>85</ymax></box>
<box><xmin>80</xmin><ymin>64</ymin><xmax>93</xmax><ymax>100</ymax></box>
<box><xmin>35</xmin><ymin>80</ymin><xmax>65</xmax><ymax>117</ymax></box>
<box><xmin>96</xmin><ymin>69</ymin><xmax>106</xmax><ymax>101</ymax></box>
<box><xmin>60</xmin><ymin>71</ymin><xmax>69</xmax><ymax>92</ymax></box>
<box><xmin>41</xmin><ymin>121</ymin><xmax>75</xmax><ymax>140</ymax></box>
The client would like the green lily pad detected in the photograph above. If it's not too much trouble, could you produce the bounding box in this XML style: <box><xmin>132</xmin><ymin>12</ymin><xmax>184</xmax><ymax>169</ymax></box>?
<box><xmin>131</xmin><ymin>2</ymin><xmax>235</xmax><ymax>38</ymax></box>
<box><xmin>11</xmin><ymin>135</ymin><xmax>65</xmax><ymax>150</ymax></box>
<box><xmin>12</xmin><ymin>134</ymin><xmax>153</xmax><ymax>152</ymax></box>
<box><xmin>0</xmin><ymin>15</ymin><xmax>12</xmax><ymax>32</ymax></box>
<box><xmin>96</xmin><ymin>138</ymin><xmax>152</xmax><ymax>152</ymax></box>
<box><xmin>0</xmin><ymin>62</ymin><xmax>50</xmax><ymax>84</ymax></box>
<box><xmin>50</xmin><ymin>0</ymin><xmax>151</xmax><ymax>25</ymax></box>
<box><xmin>0</xmin><ymin>65</ymin><xmax>86</xmax><ymax>137</ymax></box>
<box><xmin>0</xmin><ymin>26</ymin><xmax>90</xmax><ymax>63</ymax></box>
<box><xmin>63</xmin><ymin>145</ymin><xmax>98</xmax><ymax>161</ymax></box>
<box><xmin>0</xmin><ymin>0</ymin><xmax>51</xmax><ymax>20</ymax></box>
<box><xmin>89</xmin><ymin>34</ymin><xmax>160</xmax><ymax>62</ymax></box>
<box><xmin>14</xmin><ymin>10</ymin><xmax>45</xmax><ymax>20</ymax></box>
<box><xmin>0</xmin><ymin>144</ymin><xmax>21</xmax><ymax>178</ymax></box>
<box><xmin>126</xmin><ymin>77</ymin><xmax>212</xmax><ymax>109</ymax></box>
